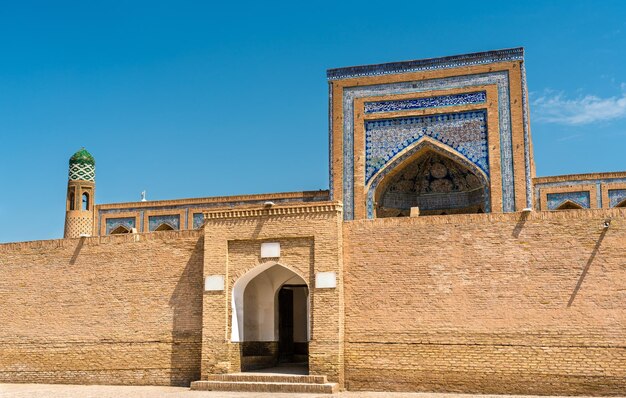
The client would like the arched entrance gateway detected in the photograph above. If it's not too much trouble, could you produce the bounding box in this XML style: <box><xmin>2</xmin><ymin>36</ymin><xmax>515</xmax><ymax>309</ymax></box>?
<box><xmin>231</xmin><ymin>263</ymin><xmax>309</xmax><ymax>372</ymax></box>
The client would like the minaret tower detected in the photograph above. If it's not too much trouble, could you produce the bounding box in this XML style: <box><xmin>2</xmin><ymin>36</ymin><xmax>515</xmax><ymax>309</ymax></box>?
<box><xmin>64</xmin><ymin>148</ymin><xmax>96</xmax><ymax>238</ymax></box>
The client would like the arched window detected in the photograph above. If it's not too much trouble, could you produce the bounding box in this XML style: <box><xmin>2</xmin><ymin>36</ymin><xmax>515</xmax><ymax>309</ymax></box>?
<box><xmin>82</xmin><ymin>192</ymin><xmax>89</xmax><ymax>211</ymax></box>
<box><xmin>69</xmin><ymin>191</ymin><xmax>75</xmax><ymax>211</ymax></box>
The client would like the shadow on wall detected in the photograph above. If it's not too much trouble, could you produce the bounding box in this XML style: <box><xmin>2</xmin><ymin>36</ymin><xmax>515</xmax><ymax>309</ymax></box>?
<box><xmin>511</xmin><ymin>212</ymin><xmax>530</xmax><ymax>238</ymax></box>
<box><xmin>69</xmin><ymin>236</ymin><xmax>86</xmax><ymax>265</ymax></box>
<box><xmin>169</xmin><ymin>236</ymin><xmax>204</xmax><ymax>386</ymax></box>
<box><xmin>568</xmin><ymin>227</ymin><xmax>608</xmax><ymax>307</ymax></box>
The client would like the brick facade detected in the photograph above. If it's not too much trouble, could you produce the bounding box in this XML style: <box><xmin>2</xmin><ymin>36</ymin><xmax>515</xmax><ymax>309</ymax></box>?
<box><xmin>343</xmin><ymin>208</ymin><xmax>626</xmax><ymax>395</ymax></box>
<box><xmin>0</xmin><ymin>231</ymin><xmax>204</xmax><ymax>386</ymax></box>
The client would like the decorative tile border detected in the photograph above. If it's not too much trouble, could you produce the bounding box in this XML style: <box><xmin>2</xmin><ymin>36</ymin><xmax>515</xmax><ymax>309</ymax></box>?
<box><xmin>105</xmin><ymin>217</ymin><xmax>136</xmax><ymax>235</ymax></box>
<box><xmin>364</xmin><ymin>91</ymin><xmax>486</xmax><ymax>114</ymax></box>
<box><xmin>365</xmin><ymin>138</ymin><xmax>491</xmax><ymax>218</ymax></box>
<box><xmin>520</xmin><ymin>62</ymin><xmax>533</xmax><ymax>208</ymax></box>
<box><xmin>327</xmin><ymin>48</ymin><xmax>524</xmax><ymax>80</ymax></box>
<box><xmin>341</xmin><ymin>71</ymin><xmax>516</xmax><ymax>219</ymax></box>
<box><xmin>546</xmin><ymin>191</ymin><xmax>590</xmax><ymax>210</ymax></box>
<box><xmin>365</xmin><ymin>110</ymin><xmax>488</xmax><ymax>184</ymax></box>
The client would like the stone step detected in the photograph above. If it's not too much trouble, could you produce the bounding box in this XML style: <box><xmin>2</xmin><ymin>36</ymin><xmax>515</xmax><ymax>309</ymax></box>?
<box><xmin>205</xmin><ymin>373</ymin><xmax>328</xmax><ymax>384</ymax></box>
<box><xmin>190</xmin><ymin>380</ymin><xmax>338</xmax><ymax>394</ymax></box>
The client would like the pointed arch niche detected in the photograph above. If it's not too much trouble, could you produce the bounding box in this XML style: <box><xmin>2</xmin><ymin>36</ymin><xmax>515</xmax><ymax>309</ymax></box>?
<box><xmin>368</xmin><ymin>139</ymin><xmax>490</xmax><ymax>217</ymax></box>
<box><xmin>231</xmin><ymin>262</ymin><xmax>309</xmax><ymax>370</ymax></box>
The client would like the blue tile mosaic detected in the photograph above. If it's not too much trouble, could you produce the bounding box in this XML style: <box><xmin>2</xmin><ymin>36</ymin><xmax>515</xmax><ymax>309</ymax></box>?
<box><xmin>364</xmin><ymin>91</ymin><xmax>486</xmax><ymax>114</ymax></box>
<box><xmin>105</xmin><ymin>217</ymin><xmax>135</xmax><ymax>235</ymax></box>
<box><xmin>608</xmin><ymin>189</ymin><xmax>626</xmax><ymax>207</ymax></box>
<box><xmin>365</xmin><ymin>110</ymin><xmax>488</xmax><ymax>184</ymax></box>
<box><xmin>341</xmin><ymin>71</ymin><xmax>517</xmax><ymax>220</ymax></box>
<box><xmin>546</xmin><ymin>191</ymin><xmax>590</xmax><ymax>210</ymax></box>
<box><xmin>192</xmin><ymin>213</ymin><xmax>205</xmax><ymax>229</ymax></box>
<box><xmin>534</xmin><ymin>178</ymin><xmax>626</xmax><ymax>209</ymax></box>
<box><xmin>366</xmin><ymin>140</ymin><xmax>491</xmax><ymax>218</ymax></box>
<box><xmin>148</xmin><ymin>214</ymin><xmax>180</xmax><ymax>231</ymax></box>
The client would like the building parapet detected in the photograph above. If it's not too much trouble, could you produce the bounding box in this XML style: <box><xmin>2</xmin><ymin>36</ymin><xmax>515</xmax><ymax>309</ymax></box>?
<box><xmin>204</xmin><ymin>202</ymin><xmax>343</xmax><ymax>220</ymax></box>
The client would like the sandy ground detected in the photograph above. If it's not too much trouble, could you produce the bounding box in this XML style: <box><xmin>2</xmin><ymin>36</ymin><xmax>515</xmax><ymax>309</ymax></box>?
<box><xmin>1</xmin><ymin>384</ymin><xmax>622</xmax><ymax>398</ymax></box>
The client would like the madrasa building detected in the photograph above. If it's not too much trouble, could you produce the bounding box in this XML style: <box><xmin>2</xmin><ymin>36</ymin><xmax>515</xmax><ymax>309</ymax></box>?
<box><xmin>1</xmin><ymin>48</ymin><xmax>625</xmax><ymax>395</ymax></box>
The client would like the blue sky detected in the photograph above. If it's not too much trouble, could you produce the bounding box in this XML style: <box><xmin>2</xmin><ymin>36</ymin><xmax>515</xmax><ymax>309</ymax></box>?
<box><xmin>1</xmin><ymin>1</ymin><xmax>625</xmax><ymax>242</ymax></box>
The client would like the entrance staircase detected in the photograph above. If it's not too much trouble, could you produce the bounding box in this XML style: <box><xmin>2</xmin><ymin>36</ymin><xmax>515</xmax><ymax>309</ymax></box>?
<box><xmin>190</xmin><ymin>365</ymin><xmax>338</xmax><ymax>394</ymax></box>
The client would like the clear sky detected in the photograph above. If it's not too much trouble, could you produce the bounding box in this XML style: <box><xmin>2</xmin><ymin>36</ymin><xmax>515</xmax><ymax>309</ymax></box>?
<box><xmin>1</xmin><ymin>0</ymin><xmax>625</xmax><ymax>243</ymax></box>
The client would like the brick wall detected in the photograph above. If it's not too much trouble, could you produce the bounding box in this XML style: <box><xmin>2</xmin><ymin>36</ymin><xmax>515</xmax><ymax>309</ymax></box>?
<box><xmin>343</xmin><ymin>208</ymin><xmax>626</xmax><ymax>395</ymax></box>
<box><xmin>0</xmin><ymin>230</ymin><xmax>204</xmax><ymax>386</ymax></box>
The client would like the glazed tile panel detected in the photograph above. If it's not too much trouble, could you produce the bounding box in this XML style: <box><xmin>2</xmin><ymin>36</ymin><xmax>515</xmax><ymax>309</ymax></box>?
<box><xmin>608</xmin><ymin>189</ymin><xmax>626</xmax><ymax>207</ymax></box>
<box><xmin>365</xmin><ymin>110</ymin><xmax>488</xmax><ymax>183</ymax></box>
<box><xmin>148</xmin><ymin>215</ymin><xmax>180</xmax><ymax>231</ymax></box>
<box><xmin>364</xmin><ymin>91</ymin><xmax>486</xmax><ymax>114</ymax></box>
<box><xmin>105</xmin><ymin>217</ymin><xmax>135</xmax><ymax>235</ymax></box>
<box><xmin>192</xmin><ymin>213</ymin><xmax>205</xmax><ymax>229</ymax></box>
<box><xmin>341</xmin><ymin>71</ymin><xmax>517</xmax><ymax>219</ymax></box>
<box><xmin>546</xmin><ymin>191</ymin><xmax>590</xmax><ymax>210</ymax></box>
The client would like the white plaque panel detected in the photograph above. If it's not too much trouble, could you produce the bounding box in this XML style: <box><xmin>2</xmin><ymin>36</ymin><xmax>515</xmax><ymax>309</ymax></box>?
<box><xmin>260</xmin><ymin>242</ymin><xmax>280</xmax><ymax>258</ymax></box>
<box><xmin>205</xmin><ymin>275</ymin><xmax>225</xmax><ymax>291</ymax></box>
<box><xmin>315</xmin><ymin>271</ymin><xmax>337</xmax><ymax>289</ymax></box>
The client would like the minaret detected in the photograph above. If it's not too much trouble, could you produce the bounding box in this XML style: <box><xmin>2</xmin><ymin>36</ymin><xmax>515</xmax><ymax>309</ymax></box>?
<box><xmin>64</xmin><ymin>148</ymin><xmax>96</xmax><ymax>238</ymax></box>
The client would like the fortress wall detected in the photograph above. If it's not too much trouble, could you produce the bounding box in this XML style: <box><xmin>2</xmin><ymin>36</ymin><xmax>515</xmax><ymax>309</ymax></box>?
<box><xmin>0</xmin><ymin>230</ymin><xmax>204</xmax><ymax>386</ymax></box>
<box><xmin>343</xmin><ymin>208</ymin><xmax>626</xmax><ymax>395</ymax></box>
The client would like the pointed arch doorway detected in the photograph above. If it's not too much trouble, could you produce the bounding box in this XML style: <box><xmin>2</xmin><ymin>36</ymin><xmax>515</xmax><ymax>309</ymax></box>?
<box><xmin>231</xmin><ymin>263</ymin><xmax>310</xmax><ymax>372</ymax></box>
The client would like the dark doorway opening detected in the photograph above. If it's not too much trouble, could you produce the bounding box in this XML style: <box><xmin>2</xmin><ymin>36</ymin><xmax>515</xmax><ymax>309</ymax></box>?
<box><xmin>278</xmin><ymin>285</ymin><xmax>308</xmax><ymax>365</ymax></box>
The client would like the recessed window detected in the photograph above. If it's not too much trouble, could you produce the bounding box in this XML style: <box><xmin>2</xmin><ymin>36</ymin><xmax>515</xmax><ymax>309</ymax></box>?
<box><xmin>69</xmin><ymin>191</ymin><xmax>75</xmax><ymax>211</ymax></box>
<box><xmin>82</xmin><ymin>192</ymin><xmax>90</xmax><ymax>211</ymax></box>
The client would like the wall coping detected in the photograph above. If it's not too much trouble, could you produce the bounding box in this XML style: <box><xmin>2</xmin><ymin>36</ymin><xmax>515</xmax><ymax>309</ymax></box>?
<box><xmin>327</xmin><ymin>47</ymin><xmax>523</xmax><ymax>80</ymax></box>
<box><xmin>95</xmin><ymin>190</ymin><xmax>329</xmax><ymax>210</ymax></box>
<box><xmin>204</xmin><ymin>201</ymin><xmax>343</xmax><ymax>220</ymax></box>
<box><xmin>344</xmin><ymin>207</ymin><xmax>626</xmax><ymax>227</ymax></box>
<box><xmin>0</xmin><ymin>229</ymin><xmax>203</xmax><ymax>251</ymax></box>
<box><xmin>534</xmin><ymin>171</ymin><xmax>626</xmax><ymax>184</ymax></box>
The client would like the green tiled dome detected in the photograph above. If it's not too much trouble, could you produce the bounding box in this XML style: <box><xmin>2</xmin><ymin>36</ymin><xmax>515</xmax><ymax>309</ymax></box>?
<box><xmin>68</xmin><ymin>148</ymin><xmax>95</xmax><ymax>182</ymax></box>
<box><xmin>69</xmin><ymin>148</ymin><xmax>95</xmax><ymax>166</ymax></box>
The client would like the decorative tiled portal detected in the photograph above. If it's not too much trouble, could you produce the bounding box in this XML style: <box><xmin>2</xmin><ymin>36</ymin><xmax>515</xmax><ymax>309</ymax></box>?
<box><xmin>339</xmin><ymin>70</ymin><xmax>522</xmax><ymax>219</ymax></box>
<box><xmin>608</xmin><ymin>189</ymin><xmax>626</xmax><ymax>207</ymax></box>
<box><xmin>105</xmin><ymin>217</ymin><xmax>136</xmax><ymax>235</ymax></box>
<box><xmin>148</xmin><ymin>215</ymin><xmax>180</xmax><ymax>231</ymax></box>
<box><xmin>546</xmin><ymin>191</ymin><xmax>590</xmax><ymax>210</ymax></box>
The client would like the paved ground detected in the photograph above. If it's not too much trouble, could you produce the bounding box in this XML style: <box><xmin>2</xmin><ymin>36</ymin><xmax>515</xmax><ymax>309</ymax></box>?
<box><xmin>1</xmin><ymin>384</ymin><xmax>622</xmax><ymax>398</ymax></box>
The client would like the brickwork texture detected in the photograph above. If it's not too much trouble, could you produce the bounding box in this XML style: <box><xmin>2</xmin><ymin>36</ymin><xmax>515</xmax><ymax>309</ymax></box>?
<box><xmin>0</xmin><ymin>231</ymin><xmax>204</xmax><ymax>386</ymax></box>
<box><xmin>343</xmin><ymin>208</ymin><xmax>626</xmax><ymax>395</ymax></box>
<box><xmin>1</xmin><ymin>208</ymin><xmax>625</xmax><ymax>394</ymax></box>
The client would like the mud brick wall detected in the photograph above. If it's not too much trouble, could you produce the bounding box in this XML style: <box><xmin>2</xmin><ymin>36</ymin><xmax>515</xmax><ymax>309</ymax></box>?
<box><xmin>0</xmin><ymin>231</ymin><xmax>203</xmax><ymax>386</ymax></box>
<box><xmin>343</xmin><ymin>208</ymin><xmax>626</xmax><ymax>395</ymax></box>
